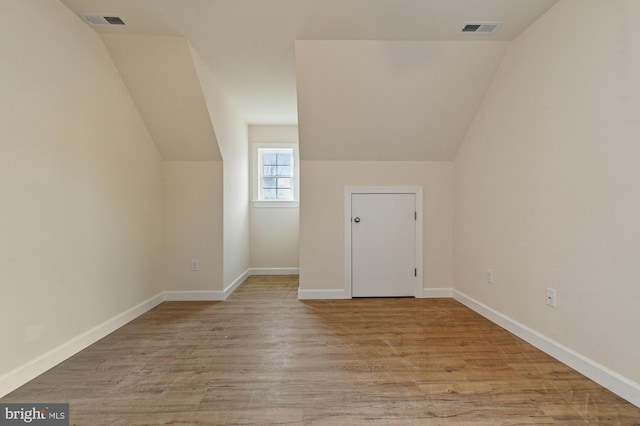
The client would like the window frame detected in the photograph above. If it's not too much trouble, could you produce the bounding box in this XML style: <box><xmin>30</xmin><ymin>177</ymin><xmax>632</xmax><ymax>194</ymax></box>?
<box><xmin>252</xmin><ymin>143</ymin><xmax>299</xmax><ymax>208</ymax></box>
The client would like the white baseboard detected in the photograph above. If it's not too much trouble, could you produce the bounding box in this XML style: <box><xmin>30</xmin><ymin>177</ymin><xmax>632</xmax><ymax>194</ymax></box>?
<box><xmin>163</xmin><ymin>269</ymin><xmax>252</xmax><ymax>301</ymax></box>
<box><xmin>249</xmin><ymin>267</ymin><xmax>299</xmax><ymax>275</ymax></box>
<box><xmin>163</xmin><ymin>291</ymin><xmax>225</xmax><ymax>301</ymax></box>
<box><xmin>0</xmin><ymin>292</ymin><xmax>165</xmax><ymax>398</ymax></box>
<box><xmin>453</xmin><ymin>289</ymin><xmax>640</xmax><ymax>408</ymax></box>
<box><xmin>297</xmin><ymin>288</ymin><xmax>347</xmax><ymax>300</ymax></box>
<box><xmin>224</xmin><ymin>269</ymin><xmax>251</xmax><ymax>298</ymax></box>
<box><xmin>166</xmin><ymin>267</ymin><xmax>301</xmax><ymax>301</ymax></box>
<box><xmin>419</xmin><ymin>288</ymin><xmax>454</xmax><ymax>298</ymax></box>
<box><xmin>298</xmin><ymin>287</ymin><xmax>453</xmax><ymax>300</ymax></box>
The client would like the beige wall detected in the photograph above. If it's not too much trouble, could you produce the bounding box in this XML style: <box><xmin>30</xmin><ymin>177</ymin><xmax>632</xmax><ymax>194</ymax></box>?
<box><xmin>299</xmin><ymin>161</ymin><xmax>453</xmax><ymax>292</ymax></box>
<box><xmin>163</xmin><ymin>162</ymin><xmax>223</xmax><ymax>291</ymax></box>
<box><xmin>249</xmin><ymin>126</ymin><xmax>299</xmax><ymax>269</ymax></box>
<box><xmin>102</xmin><ymin>35</ymin><xmax>226</xmax><ymax>291</ymax></box>
<box><xmin>191</xmin><ymin>46</ymin><xmax>250</xmax><ymax>287</ymax></box>
<box><xmin>295</xmin><ymin>40</ymin><xmax>508</xmax><ymax>161</ymax></box>
<box><xmin>0</xmin><ymin>0</ymin><xmax>163</xmax><ymax>376</ymax></box>
<box><xmin>101</xmin><ymin>34</ymin><xmax>221</xmax><ymax>162</ymax></box>
<box><xmin>454</xmin><ymin>0</ymin><xmax>640</xmax><ymax>384</ymax></box>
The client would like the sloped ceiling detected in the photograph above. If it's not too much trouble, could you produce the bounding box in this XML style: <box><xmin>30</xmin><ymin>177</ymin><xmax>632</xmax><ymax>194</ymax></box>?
<box><xmin>60</xmin><ymin>0</ymin><xmax>558</xmax><ymax>161</ymax></box>
<box><xmin>102</xmin><ymin>34</ymin><xmax>221</xmax><ymax>161</ymax></box>
<box><xmin>296</xmin><ymin>40</ymin><xmax>509</xmax><ymax>161</ymax></box>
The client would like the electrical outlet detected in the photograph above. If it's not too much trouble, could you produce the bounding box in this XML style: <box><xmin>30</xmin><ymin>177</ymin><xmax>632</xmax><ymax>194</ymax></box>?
<box><xmin>191</xmin><ymin>259</ymin><xmax>199</xmax><ymax>271</ymax></box>
<box><xmin>486</xmin><ymin>269</ymin><xmax>493</xmax><ymax>284</ymax></box>
<box><xmin>546</xmin><ymin>288</ymin><xmax>557</xmax><ymax>307</ymax></box>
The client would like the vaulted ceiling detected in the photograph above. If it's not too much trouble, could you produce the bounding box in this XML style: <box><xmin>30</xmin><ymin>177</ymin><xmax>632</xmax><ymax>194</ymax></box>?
<box><xmin>59</xmin><ymin>0</ymin><xmax>558</xmax><ymax>160</ymax></box>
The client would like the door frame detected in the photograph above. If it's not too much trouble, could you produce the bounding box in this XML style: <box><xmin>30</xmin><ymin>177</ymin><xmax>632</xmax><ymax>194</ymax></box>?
<box><xmin>344</xmin><ymin>186</ymin><xmax>423</xmax><ymax>298</ymax></box>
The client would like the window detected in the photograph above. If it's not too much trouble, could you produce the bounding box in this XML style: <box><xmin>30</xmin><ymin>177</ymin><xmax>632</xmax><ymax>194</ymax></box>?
<box><xmin>253</xmin><ymin>143</ymin><xmax>299</xmax><ymax>207</ymax></box>
<box><xmin>260</xmin><ymin>149</ymin><xmax>293</xmax><ymax>200</ymax></box>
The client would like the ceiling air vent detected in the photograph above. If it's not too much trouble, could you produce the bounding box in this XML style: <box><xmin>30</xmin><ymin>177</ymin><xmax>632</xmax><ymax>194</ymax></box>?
<box><xmin>80</xmin><ymin>14</ymin><xmax>127</xmax><ymax>26</ymax></box>
<box><xmin>461</xmin><ymin>22</ymin><xmax>503</xmax><ymax>34</ymax></box>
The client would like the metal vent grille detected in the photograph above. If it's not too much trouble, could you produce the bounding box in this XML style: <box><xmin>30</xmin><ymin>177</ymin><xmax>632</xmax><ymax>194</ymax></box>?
<box><xmin>461</xmin><ymin>22</ymin><xmax>503</xmax><ymax>33</ymax></box>
<box><xmin>80</xmin><ymin>14</ymin><xmax>127</xmax><ymax>26</ymax></box>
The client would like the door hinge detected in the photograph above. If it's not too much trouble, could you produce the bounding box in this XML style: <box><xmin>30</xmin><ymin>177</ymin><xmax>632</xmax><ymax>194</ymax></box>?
<box><xmin>414</xmin><ymin>268</ymin><xmax>417</xmax><ymax>277</ymax></box>
<box><xmin>414</xmin><ymin>211</ymin><xmax>417</xmax><ymax>221</ymax></box>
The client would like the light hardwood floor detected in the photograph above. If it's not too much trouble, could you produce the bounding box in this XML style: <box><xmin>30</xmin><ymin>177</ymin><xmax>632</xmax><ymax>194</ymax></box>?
<box><xmin>3</xmin><ymin>275</ymin><xmax>640</xmax><ymax>425</ymax></box>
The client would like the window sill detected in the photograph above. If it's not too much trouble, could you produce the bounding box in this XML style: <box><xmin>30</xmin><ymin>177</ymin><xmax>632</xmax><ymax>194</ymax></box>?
<box><xmin>252</xmin><ymin>200</ymin><xmax>299</xmax><ymax>208</ymax></box>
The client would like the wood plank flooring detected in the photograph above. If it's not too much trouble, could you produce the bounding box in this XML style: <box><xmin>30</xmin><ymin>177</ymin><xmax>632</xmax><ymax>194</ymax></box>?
<box><xmin>3</xmin><ymin>275</ymin><xmax>640</xmax><ymax>425</ymax></box>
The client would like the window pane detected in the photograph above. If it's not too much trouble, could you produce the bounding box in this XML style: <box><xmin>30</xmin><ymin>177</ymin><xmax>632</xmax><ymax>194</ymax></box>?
<box><xmin>276</xmin><ymin>189</ymin><xmax>292</xmax><ymax>200</ymax></box>
<box><xmin>276</xmin><ymin>153</ymin><xmax>291</xmax><ymax>166</ymax></box>
<box><xmin>263</xmin><ymin>165</ymin><xmax>278</xmax><ymax>176</ymax></box>
<box><xmin>276</xmin><ymin>165</ymin><xmax>291</xmax><ymax>176</ymax></box>
<box><xmin>263</xmin><ymin>177</ymin><xmax>277</xmax><ymax>188</ymax></box>
<box><xmin>276</xmin><ymin>178</ymin><xmax>291</xmax><ymax>189</ymax></box>
<box><xmin>263</xmin><ymin>189</ymin><xmax>277</xmax><ymax>200</ymax></box>
<box><xmin>262</xmin><ymin>153</ymin><xmax>278</xmax><ymax>165</ymax></box>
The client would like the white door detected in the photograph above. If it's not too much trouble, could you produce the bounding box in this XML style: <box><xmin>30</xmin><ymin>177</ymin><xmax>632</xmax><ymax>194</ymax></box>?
<box><xmin>351</xmin><ymin>193</ymin><xmax>416</xmax><ymax>297</ymax></box>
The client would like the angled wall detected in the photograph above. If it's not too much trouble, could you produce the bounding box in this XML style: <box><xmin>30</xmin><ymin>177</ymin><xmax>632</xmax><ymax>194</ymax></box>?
<box><xmin>455</xmin><ymin>0</ymin><xmax>640</xmax><ymax>400</ymax></box>
<box><xmin>101</xmin><ymin>34</ymin><xmax>225</xmax><ymax>292</ymax></box>
<box><xmin>101</xmin><ymin>34</ymin><xmax>221</xmax><ymax>162</ymax></box>
<box><xmin>295</xmin><ymin>40</ymin><xmax>508</xmax><ymax>161</ymax></box>
<box><xmin>191</xmin><ymin>46</ymin><xmax>251</xmax><ymax>288</ymax></box>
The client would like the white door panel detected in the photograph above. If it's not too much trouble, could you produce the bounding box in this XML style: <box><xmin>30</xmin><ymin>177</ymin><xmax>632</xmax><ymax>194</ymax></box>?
<box><xmin>352</xmin><ymin>193</ymin><xmax>416</xmax><ymax>297</ymax></box>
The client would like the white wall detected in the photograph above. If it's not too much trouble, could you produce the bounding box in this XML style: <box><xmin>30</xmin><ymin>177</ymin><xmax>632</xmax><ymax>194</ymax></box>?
<box><xmin>299</xmin><ymin>161</ymin><xmax>453</xmax><ymax>292</ymax></box>
<box><xmin>249</xmin><ymin>126</ymin><xmax>299</xmax><ymax>269</ymax></box>
<box><xmin>455</xmin><ymin>0</ymin><xmax>640</xmax><ymax>386</ymax></box>
<box><xmin>190</xmin><ymin>46</ymin><xmax>250</xmax><ymax>287</ymax></box>
<box><xmin>163</xmin><ymin>162</ymin><xmax>223</xmax><ymax>291</ymax></box>
<box><xmin>0</xmin><ymin>0</ymin><xmax>163</xmax><ymax>380</ymax></box>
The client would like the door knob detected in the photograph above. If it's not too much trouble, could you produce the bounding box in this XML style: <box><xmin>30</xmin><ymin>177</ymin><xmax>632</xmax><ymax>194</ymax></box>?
<box><xmin>354</xmin><ymin>217</ymin><xmax>360</xmax><ymax>223</ymax></box>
